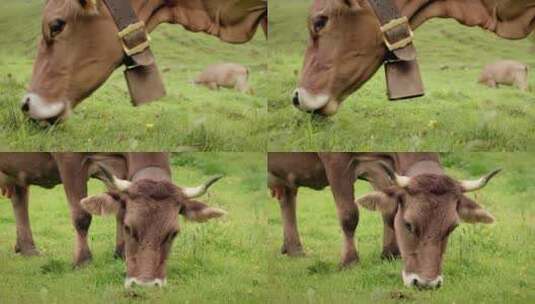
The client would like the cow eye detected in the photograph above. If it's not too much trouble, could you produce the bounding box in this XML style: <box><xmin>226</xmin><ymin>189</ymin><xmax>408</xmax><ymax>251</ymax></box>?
<box><xmin>50</xmin><ymin>19</ymin><xmax>66</xmax><ymax>37</ymax></box>
<box><xmin>445</xmin><ymin>223</ymin><xmax>459</xmax><ymax>238</ymax></box>
<box><xmin>124</xmin><ymin>225</ymin><xmax>139</xmax><ymax>241</ymax></box>
<box><xmin>313</xmin><ymin>16</ymin><xmax>328</xmax><ymax>33</ymax></box>
<box><xmin>404</xmin><ymin>221</ymin><xmax>415</xmax><ymax>234</ymax></box>
<box><xmin>162</xmin><ymin>231</ymin><xmax>178</xmax><ymax>245</ymax></box>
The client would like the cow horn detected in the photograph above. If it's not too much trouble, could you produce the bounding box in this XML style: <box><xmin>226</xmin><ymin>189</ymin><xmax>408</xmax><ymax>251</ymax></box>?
<box><xmin>460</xmin><ymin>168</ymin><xmax>501</xmax><ymax>192</ymax></box>
<box><xmin>182</xmin><ymin>175</ymin><xmax>224</xmax><ymax>199</ymax></box>
<box><xmin>97</xmin><ymin>164</ymin><xmax>132</xmax><ymax>191</ymax></box>
<box><xmin>377</xmin><ymin>161</ymin><xmax>411</xmax><ymax>188</ymax></box>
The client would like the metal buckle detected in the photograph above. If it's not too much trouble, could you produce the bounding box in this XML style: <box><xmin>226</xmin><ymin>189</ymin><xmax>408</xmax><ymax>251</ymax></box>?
<box><xmin>117</xmin><ymin>21</ymin><xmax>151</xmax><ymax>56</ymax></box>
<box><xmin>380</xmin><ymin>16</ymin><xmax>414</xmax><ymax>51</ymax></box>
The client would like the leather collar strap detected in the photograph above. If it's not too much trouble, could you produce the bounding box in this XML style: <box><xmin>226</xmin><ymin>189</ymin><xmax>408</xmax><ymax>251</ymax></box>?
<box><xmin>367</xmin><ymin>0</ymin><xmax>425</xmax><ymax>100</ymax></box>
<box><xmin>102</xmin><ymin>0</ymin><xmax>166</xmax><ymax>105</ymax></box>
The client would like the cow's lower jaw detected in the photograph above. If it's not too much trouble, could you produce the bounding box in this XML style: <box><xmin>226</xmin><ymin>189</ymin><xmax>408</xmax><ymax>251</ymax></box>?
<box><xmin>292</xmin><ymin>88</ymin><xmax>330</xmax><ymax>112</ymax></box>
<box><xmin>315</xmin><ymin>100</ymin><xmax>340</xmax><ymax>116</ymax></box>
<box><xmin>124</xmin><ymin>277</ymin><xmax>167</xmax><ymax>288</ymax></box>
<box><xmin>21</xmin><ymin>93</ymin><xmax>67</xmax><ymax>123</ymax></box>
<box><xmin>402</xmin><ymin>271</ymin><xmax>443</xmax><ymax>289</ymax></box>
<box><xmin>292</xmin><ymin>88</ymin><xmax>341</xmax><ymax>116</ymax></box>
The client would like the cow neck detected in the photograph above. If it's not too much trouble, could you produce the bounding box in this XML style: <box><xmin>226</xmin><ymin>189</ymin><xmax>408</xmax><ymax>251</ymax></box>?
<box><xmin>405</xmin><ymin>161</ymin><xmax>444</xmax><ymax>177</ymax></box>
<box><xmin>102</xmin><ymin>0</ymin><xmax>167</xmax><ymax>105</ymax></box>
<box><xmin>366</xmin><ymin>0</ymin><xmax>425</xmax><ymax>101</ymax></box>
<box><xmin>391</xmin><ymin>0</ymin><xmax>423</xmax><ymax>23</ymax></box>
<box><xmin>130</xmin><ymin>166</ymin><xmax>171</xmax><ymax>183</ymax></box>
<box><xmin>130</xmin><ymin>0</ymin><xmax>165</xmax><ymax>31</ymax></box>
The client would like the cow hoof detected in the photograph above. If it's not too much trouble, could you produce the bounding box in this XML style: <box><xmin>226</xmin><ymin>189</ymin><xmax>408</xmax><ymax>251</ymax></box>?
<box><xmin>113</xmin><ymin>248</ymin><xmax>125</xmax><ymax>260</ymax></box>
<box><xmin>339</xmin><ymin>254</ymin><xmax>359</xmax><ymax>269</ymax></box>
<box><xmin>14</xmin><ymin>245</ymin><xmax>40</xmax><ymax>256</ymax></box>
<box><xmin>381</xmin><ymin>250</ymin><xmax>400</xmax><ymax>261</ymax></box>
<box><xmin>73</xmin><ymin>252</ymin><xmax>93</xmax><ymax>268</ymax></box>
<box><xmin>281</xmin><ymin>244</ymin><xmax>304</xmax><ymax>257</ymax></box>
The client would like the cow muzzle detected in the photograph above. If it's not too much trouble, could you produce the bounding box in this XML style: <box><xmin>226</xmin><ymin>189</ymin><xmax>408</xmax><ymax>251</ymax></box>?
<box><xmin>20</xmin><ymin>93</ymin><xmax>66</xmax><ymax>123</ymax></box>
<box><xmin>124</xmin><ymin>277</ymin><xmax>167</xmax><ymax>288</ymax></box>
<box><xmin>402</xmin><ymin>271</ymin><xmax>443</xmax><ymax>289</ymax></box>
<box><xmin>292</xmin><ymin>88</ymin><xmax>339</xmax><ymax>116</ymax></box>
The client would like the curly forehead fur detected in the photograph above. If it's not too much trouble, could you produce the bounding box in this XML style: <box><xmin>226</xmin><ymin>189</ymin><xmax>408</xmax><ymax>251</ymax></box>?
<box><xmin>46</xmin><ymin>0</ymin><xmax>100</xmax><ymax>18</ymax></box>
<box><xmin>313</xmin><ymin>0</ymin><xmax>351</xmax><ymax>17</ymax></box>
<box><xmin>406</xmin><ymin>174</ymin><xmax>460</xmax><ymax>195</ymax></box>
<box><xmin>127</xmin><ymin>179</ymin><xmax>183</xmax><ymax>201</ymax></box>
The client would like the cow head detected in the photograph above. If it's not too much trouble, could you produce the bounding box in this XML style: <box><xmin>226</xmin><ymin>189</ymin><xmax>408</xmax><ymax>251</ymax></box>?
<box><xmin>293</xmin><ymin>0</ymin><xmax>385</xmax><ymax>115</ymax></box>
<box><xmin>357</xmin><ymin>166</ymin><xmax>500</xmax><ymax>289</ymax></box>
<box><xmin>22</xmin><ymin>0</ymin><xmax>124</xmax><ymax>123</ymax></box>
<box><xmin>80</xmin><ymin>165</ymin><xmax>226</xmax><ymax>288</ymax></box>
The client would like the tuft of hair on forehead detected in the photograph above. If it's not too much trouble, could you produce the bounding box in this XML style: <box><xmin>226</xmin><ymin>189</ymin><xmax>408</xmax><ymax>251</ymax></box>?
<box><xmin>128</xmin><ymin>179</ymin><xmax>180</xmax><ymax>201</ymax></box>
<box><xmin>312</xmin><ymin>0</ymin><xmax>349</xmax><ymax>18</ymax></box>
<box><xmin>48</xmin><ymin>0</ymin><xmax>100</xmax><ymax>18</ymax></box>
<box><xmin>407</xmin><ymin>174</ymin><xmax>460</xmax><ymax>196</ymax></box>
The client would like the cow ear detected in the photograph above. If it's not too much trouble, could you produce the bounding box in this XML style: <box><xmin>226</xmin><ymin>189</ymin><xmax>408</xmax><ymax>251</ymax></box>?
<box><xmin>179</xmin><ymin>199</ymin><xmax>227</xmax><ymax>222</ymax></box>
<box><xmin>338</xmin><ymin>0</ymin><xmax>361</xmax><ymax>9</ymax></box>
<box><xmin>457</xmin><ymin>196</ymin><xmax>495</xmax><ymax>224</ymax></box>
<box><xmin>78</xmin><ymin>0</ymin><xmax>99</xmax><ymax>14</ymax></box>
<box><xmin>81</xmin><ymin>193</ymin><xmax>121</xmax><ymax>216</ymax></box>
<box><xmin>93</xmin><ymin>164</ymin><xmax>132</xmax><ymax>192</ymax></box>
<box><xmin>356</xmin><ymin>191</ymin><xmax>396</xmax><ymax>214</ymax></box>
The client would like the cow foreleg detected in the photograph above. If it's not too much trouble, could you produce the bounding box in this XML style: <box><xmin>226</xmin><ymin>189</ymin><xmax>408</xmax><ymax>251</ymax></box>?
<box><xmin>273</xmin><ymin>185</ymin><xmax>303</xmax><ymax>256</ymax></box>
<box><xmin>319</xmin><ymin>153</ymin><xmax>359</xmax><ymax>267</ymax></box>
<box><xmin>261</xmin><ymin>15</ymin><xmax>268</xmax><ymax>39</ymax></box>
<box><xmin>514</xmin><ymin>74</ymin><xmax>530</xmax><ymax>92</ymax></box>
<box><xmin>10</xmin><ymin>185</ymin><xmax>39</xmax><ymax>256</ymax></box>
<box><xmin>114</xmin><ymin>214</ymin><xmax>125</xmax><ymax>260</ymax></box>
<box><xmin>207</xmin><ymin>82</ymin><xmax>219</xmax><ymax>90</ymax></box>
<box><xmin>235</xmin><ymin>74</ymin><xmax>252</xmax><ymax>94</ymax></box>
<box><xmin>381</xmin><ymin>212</ymin><xmax>400</xmax><ymax>260</ymax></box>
<box><xmin>54</xmin><ymin>153</ymin><xmax>92</xmax><ymax>267</ymax></box>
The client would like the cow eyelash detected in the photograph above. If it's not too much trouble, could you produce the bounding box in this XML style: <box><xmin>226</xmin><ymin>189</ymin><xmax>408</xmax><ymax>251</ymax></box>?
<box><xmin>162</xmin><ymin>231</ymin><xmax>178</xmax><ymax>245</ymax></box>
<box><xmin>124</xmin><ymin>225</ymin><xmax>139</xmax><ymax>242</ymax></box>
<box><xmin>404</xmin><ymin>221</ymin><xmax>416</xmax><ymax>235</ymax></box>
<box><xmin>396</xmin><ymin>194</ymin><xmax>405</xmax><ymax>207</ymax></box>
<box><xmin>312</xmin><ymin>15</ymin><xmax>328</xmax><ymax>33</ymax></box>
<box><xmin>50</xmin><ymin>19</ymin><xmax>66</xmax><ymax>37</ymax></box>
<box><xmin>445</xmin><ymin>224</ymin><xmax>459</xmax><ymax>238</ymax></box>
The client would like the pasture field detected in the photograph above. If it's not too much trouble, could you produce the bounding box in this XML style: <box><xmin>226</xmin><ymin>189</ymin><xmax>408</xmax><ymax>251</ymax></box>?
<box><xmin>268</xmin><ymin>0</ymin><xmax>535</xmax><ymax>151</ymax></box>
<box><xmin>0</xmin><ymin>1</ymin><xmax>267</xmax><ymax>152</ymax></box>
<box><xmin>0</xmin><ymin>153</ymin><xmax>270</xmax><ymax>303</ymax></box>
<box><xmin>264</xmin><ymin>153</ymin><xmax>535</xmax><ymax>303</ymax></box>
<box><xmin>1</xmin><ymin>153</ymin><xmax>532</xmax><ymax>303</ymax></box>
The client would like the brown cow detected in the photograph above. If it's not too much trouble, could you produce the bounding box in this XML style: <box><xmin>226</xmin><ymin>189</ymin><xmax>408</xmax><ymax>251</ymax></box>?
<box><xmin>268</xmin><ymin>152</ymin><xmax>499</xmax><ymax>288</ymax></box>
<box><xmin>478</xmin><ymin>60</ymin><xmax>529</xmax><ymax>91</ymax></box>
<box><xmin>0</xmin><ymin>153</ymin><xmax>226</xmax><ymax>287</ymax></box>
<box><xmin>194</xmin><ymin>63</ymin><xmax>252</xmax><ymax>94</ymax></box>
<box><xmin>293</xmin><ymin>0</ymin><xmax>535</xmax><ymax>115</ymax></box>
<box><xmin>21</xmin><ymin>0</ymin><xmax>267</xmax><ymax>123</ymax></box>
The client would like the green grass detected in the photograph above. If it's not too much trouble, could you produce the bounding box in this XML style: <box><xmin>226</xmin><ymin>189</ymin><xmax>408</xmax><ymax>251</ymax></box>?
<box><xmin>0</xmin><ymin>153</ymin><xmax>534</xmax><ymax>303</ymax></box>
<box><xmin>263</xmin><ymin>153</ymin><xmax>535</xmax><ymax>303</ymax></box>
<box><xmin>0</xmin><ymin>1</ymin><xmax>267</xmax><ymax>151</ymax></box>
<box><xmin>0</xmin><ymin>153</ymin><xmax>270</xmax><ymax>303</ymax></box>
<box><xmin>267</xmin><ymin>0</ymin><xmax>535</xmax><ymax>151</ymax></box>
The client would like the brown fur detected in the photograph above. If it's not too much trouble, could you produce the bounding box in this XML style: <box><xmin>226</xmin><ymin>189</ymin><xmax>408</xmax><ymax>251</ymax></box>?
<box><xmin>269</xmin><ymin>152</ymin><xmax>497</xmax><ymax>288</ymax></box>
<box><xmin>406</xmin><ymin>174</ymin><xmax>460</xmax><ymax>196</ymax></box>
<box><xmin>296</xmin><ymin>0</ymin><xmax>535</xmax><ymax>115</ymax></box>
<box><xmin>126</xmin><ymin>179</ymin><xmax>179</xmax><ymax>201</ymax></box>
<box><xmin>81</xmin><ymin>159</ymin><xmax>225</xmax><ymax>285</ymax></box>
<box><xmin>25</xmin><ymin>0</ymin><xmax>267</xmax><ymax>122</ymax></box>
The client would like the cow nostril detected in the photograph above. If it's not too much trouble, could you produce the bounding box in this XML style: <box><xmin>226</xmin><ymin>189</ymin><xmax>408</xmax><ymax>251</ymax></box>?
<box><xmin>21</xmin><ymin>98</ymin><xmax>30</xmax><ymax>112</ymax></box>
<box><xmin>292</xmin><ymin>91</ymin><xmax>300</xmax><ymax>106</ymax></box>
